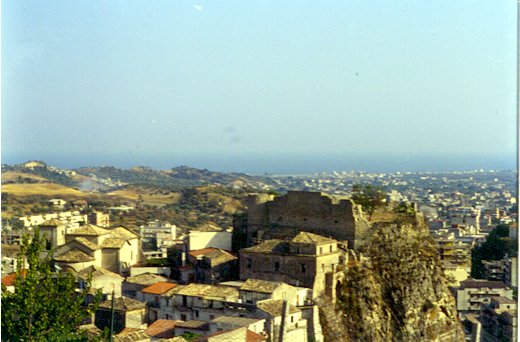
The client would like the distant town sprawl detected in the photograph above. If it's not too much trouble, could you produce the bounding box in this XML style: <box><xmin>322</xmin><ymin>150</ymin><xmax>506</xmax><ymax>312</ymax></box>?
<box><xmin>1</xmin><ymin>162</ymin><xmax>517</xmax><ymax>341</ymax></box>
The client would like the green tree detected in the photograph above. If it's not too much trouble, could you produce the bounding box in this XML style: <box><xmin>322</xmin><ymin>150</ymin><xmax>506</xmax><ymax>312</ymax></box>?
<box><xmin>351</xmin><ymin>184</ymin><xmax>386</xmax><ymax>217</ymax></box>
<box><xmin>471</xmin><ymin>224</ymin><xmax>517</xmax><ymax>279</ymax></box>
<box><xmin>1</xmin><ymin>228</ymin><xmax>100</xmax><ymax>341</ymax></box>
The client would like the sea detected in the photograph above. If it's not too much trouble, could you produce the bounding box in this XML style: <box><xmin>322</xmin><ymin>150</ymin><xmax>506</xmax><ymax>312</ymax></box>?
<box><xmin>2</xmin><ymin>152</ymin><xmax>517</xmax><ymax>175</ymax></box>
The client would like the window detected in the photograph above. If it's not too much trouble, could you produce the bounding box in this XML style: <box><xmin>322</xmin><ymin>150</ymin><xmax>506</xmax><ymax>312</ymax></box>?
<box><xmin>291</xmin><ymin>315</ymin><xmax>294</xmax><ymax>323</ymax></box>
<box><xmin>182</xmin><ymin>295</ymin><xmax>187</xmax><ymax>306</ymax></box>
<box><xmin>322</xmin><ymin>264</ymin><xmax>325</xmax><ymax>271</ymax></box>
<box><xmin>301</xmin><ymin>264</ymin><xmax>306</xmax><ymax>273</ymax></box>
<box><xmin>329</xmin><ymin>245</ymin><xmax>333</xmax><ymax>252</ymax></box>
<box><xmin>274</xmin><ymin>261</ymin><xmax>280</xmax><ymax>271</ymax></box>
<box><xmin>181</xmin><ymin>314</ymin><xmax>187</xmax><ymax>321</ymax></box>
<box><xmin>195</xmin><ymin>310</ymin><xmax>199</xmax><ymax>318</ymax></box>
<box><xmin>319</xmin><ymin>247</ymin><xmax>323</xmax><ymax>255</ymax></box>
<box><xmin>247</xmin><ymin>257</ymin><xmax>252</xmax><ymax>269</ymax></box>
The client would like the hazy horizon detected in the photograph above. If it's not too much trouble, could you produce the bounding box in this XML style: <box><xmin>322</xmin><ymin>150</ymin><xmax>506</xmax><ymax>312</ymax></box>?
<box><xmin>2</xmin><ymin>151</ymin><xmax>516</xmax><ymax>174</ymax></box>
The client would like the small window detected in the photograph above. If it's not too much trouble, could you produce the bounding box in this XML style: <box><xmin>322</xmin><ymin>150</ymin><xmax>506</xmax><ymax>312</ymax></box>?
<box><xmin>329</xmin><ymin>245</ymin><xmax>333</xmax><ymax>252</ymax></box>
<box><xmin>195</xmin><ymin>310</ymin><xmax>199</xmax><ymax>318</ymax></box>
<box><xmin>319</xmin><ymin>247</ymin><xmax>323</xmax><ymax>255</ymax></box>
<box><xmin>274</xmin><ymin>261</ymin><xmax>280</xmax><ymax>271</ymax></box>
<box><xmin>291</xmin><ymin>315</ymin><xmax>294</xmax><ymax>323</ymax></box>
<box><xmin>181</xmin><ymin>314</ymin><xmax>187</xmax><ymax>321</ymax></box>
<box><xmin>247</xmin><ymin>257</ymin><xmax>252</xmax><ymax>269</ymax></box>
<box><xmin>301</xmin><ymin>264</ymin><xmax>306</xmax><ymax>273</ymax></box>
<box><xmin>322</xmin><ymin>264</ymin><xmax>325</xmax><ymax>271</ymax></box>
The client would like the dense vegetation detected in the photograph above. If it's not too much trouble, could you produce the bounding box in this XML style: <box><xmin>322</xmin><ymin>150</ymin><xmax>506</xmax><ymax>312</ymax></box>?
<box><xmin>471</xmin><ymin>224</ymin><xmax>517</xmax><ymax>279</ymax></box>
<box><xmin>351</xmin><ymin>184</ymin><xmax>386</xmax><ymax>216</ymax></box>
<box><xmin>1</xmin><ymin>228</ymin><xmax>101</xmax><ymax>341</ymax></box>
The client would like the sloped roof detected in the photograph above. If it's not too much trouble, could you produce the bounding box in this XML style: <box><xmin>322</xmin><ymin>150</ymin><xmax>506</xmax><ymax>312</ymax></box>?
<box><xmin>197</xmin><ymin>327</ymin><xmax>266</xmax><ymax>342</ymax></box>
<box><xmin>256</xmin><ymin>299</ymin><xmax>300</xmax><ymax>317</ymax></box>
<box><xmin>114</xmin><ymin>329</ymin><xmax>150</xmax><ymax>342</ymax></box>
<box><xmin>240</xmin><ymin>240</ymin><xmax>285</xmax><ymax>253</ymax></box>
<box><xmin>99</xmin><ymin>296</ymin><xmax>146</xmax><ymax>311</ymax></box>
<box><xmin>174</xmin><ymin>283</ymin><xmax>238</xmax><ymax>300</ymax></box>
<box><xmin>125</xmin><ymin>273</ymin><xmax>168</xmax><ymax>286</ymax></box>
<box><xmin>39</xmin><ymin>218</ymin><xmax>63</xmax><ymax>227</ymax></box>
<box><xmin>69</xmin><ymin>224</ymin><xmax>111</xmax><ymax>236</ymax></box>
<box><xmin>73</xmin><ymin>237</ymin><xmax>100</xmax><ymax>251</ymax></box>
<box><xmin>209</xmin><ymin>315</ymin><xmax>263</xmax><ymax>326</ymax></box>
<box><xmin>144</xmin><ymin>319</ymin><xmax>178</xmax><ymax>338</ymax></box>
<box><xmin>101</xmin><ymin>237</ymin><xmax>126</xmax><ymax>249</ymax></box>
<box><xmin>54</xmin><ymin>249</ymin><xmax>95</xmax><ymax>263</ymax></box>
<box><xmin>240</xmin><ymin>279</ymin><xmax>283</xmax><ymax>294</ymax></box>
<box><xmin>110</xmin><ymin>227</ymin><xmax>140</xmax><ymax>241</ymax></box>
<box><xmin>175</xmin><ymin>320</ymin><xmax>209</xmax><ymax>330</ymax></box>
<box><xmin>189</xmin><ymin>248</ymin><xmax>237</xmax><ymax>267</ymax></box>
<box><xmin>189</xmin><ymin>248</ymin><xmax>218</xmax><ymax>257</ymax></box>
<box><xmin>291</xmin><ymin>232</ymin><xmax>336</xmax><ymax>245</ymax></box>
<box><xmin>142</xmin><ymin>282</ymin><xmax>177</xmax><ymax>295</ymax></box>
<box><xmin>77</xmin><ymin>265</ymin><xmax>123</xmax><ymax>280</ymax></box>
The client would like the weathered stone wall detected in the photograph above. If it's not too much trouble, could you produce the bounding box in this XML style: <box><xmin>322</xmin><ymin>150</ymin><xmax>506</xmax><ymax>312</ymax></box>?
<box><xmin>244</xmin><ymin>191</ymin><xmax>367</xmax><ymax>249</ymax></box>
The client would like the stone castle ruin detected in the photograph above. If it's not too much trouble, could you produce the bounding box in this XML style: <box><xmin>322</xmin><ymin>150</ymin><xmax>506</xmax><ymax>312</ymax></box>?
<box><xmin>233</xmin><ymin>191</ymin><xmax>370</xmax><ymax>251</ymax></box>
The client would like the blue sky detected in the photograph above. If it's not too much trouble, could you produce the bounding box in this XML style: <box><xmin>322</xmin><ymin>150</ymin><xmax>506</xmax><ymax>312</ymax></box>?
<box><xmin>1</xmin><ymin>1</ymin><xmax>517</xmax><ymax>171</ymax></box>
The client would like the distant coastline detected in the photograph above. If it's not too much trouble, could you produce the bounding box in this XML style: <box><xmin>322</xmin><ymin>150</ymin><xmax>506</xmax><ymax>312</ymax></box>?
<box><xmin>2</xmin><ymin>152</ymin><xmax>516</xmax><ymax>175</ymax></box>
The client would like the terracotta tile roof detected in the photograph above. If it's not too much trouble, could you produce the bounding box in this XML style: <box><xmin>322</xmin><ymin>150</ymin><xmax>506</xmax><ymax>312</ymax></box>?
<box><xmin>73</xmin><ymin>237</ymin><xmax>100</xmax><ymax>251</ymax></box>
<box><xmin>2</xmin><ymin>273</ymin><xmax>18</xmax><ymax>286</ymax></box>
<box><xmin>110</xmin><ymin>227</ymin><xmax>140</xmax><ymax>241</ymax></box>
<box><xmin>101</xmin><ymin>237</ymin><xmax>126</xmax><ymax>249</ymax></box>
<box><xmin>291</xmin><ymin>232</ymin><xmax>336</xmax><ymax>245</ymax></box>
<box><xmin>246</xmin><ymin>329</ymin><xmax>267</xmax><ymax>342</ymax></box>
<box><xmin>114</xmin><ymin>329</ymin><xmax>150</xmax><ymax>342</ymax></box>
<box><xmin>174</xmin><ymin>283</ymin><xmax>238</xmax><ymax>300</ymax></box>
<box><xmin>144</xmin><ymin>319</ymin><xmax>179</xmax><ymax>338</ymax></box>
<box><xmin>117</xmin><ymin>327</ymin><xmax>143</xmax><ymax>336</ymax></box>
<box><xmin>241</xmin><ymin>240</ymin><xmax>285</xmax><ymax>253</ymax></box>
<box><xmin>256</xmin><ymin>299</ymin><xmax>300</xmax><ymax>317</ymax></box>
<box><xmin>240</xmin><ymin>279</ymin><xmax>283</xmax><ymax>294</ymax></box>
<box><xmin>77</xmin><ymin>265</ymin><xmax>123</xmax><ymax>280</ymax></box>
<box><xmin>142</xmin><ymin>282</ymin><xmax>177</xmax><ymax>295</ymax></box>
<box><xmin>125</xmin><ymin>273</ymin><xmax>169</xmax><ymax>286</ymax></box>
<box><xmin>69</xmin><ymin>224</ymin><xmax>111</xmax><ymax>236</ymax></box>
<box><xmin>39</xmin><ymin>218</ymin><xmax>63</xmax><ymax>227</ymax></box>
<box><xmin>54</xmin><ymin>249</ymin><xmax>95</xmax><ymax>263</ymax></box>
<box><xmin>197</xmin><ymin>327</ymin><xmax>266</xmax><ymax>342</ymax></box>
<box><xmin>175</xmin><ymin>320</ymin><xmax>209</xmax><ymax>330</ymax></box>
<box><xmin>189</xmin><ymin>248</ymin><xmax>218</xmax><ymax>257</ymax></box>
<box><xmin>99</xmin><ymin>296</ymin><xmax>146</xmax><ymax>311</ymax></box>
<box><xmin>209</xmin><ymin>315</ymin><xmax>263</xmax><ymax>326</ymax></box>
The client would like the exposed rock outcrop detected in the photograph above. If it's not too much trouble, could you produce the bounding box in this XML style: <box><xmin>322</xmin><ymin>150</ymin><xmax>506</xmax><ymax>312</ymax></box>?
<box><xmin>318</xmin><ymin>210</ymin><xmax>464</xmax><ymax>341</ymax></box>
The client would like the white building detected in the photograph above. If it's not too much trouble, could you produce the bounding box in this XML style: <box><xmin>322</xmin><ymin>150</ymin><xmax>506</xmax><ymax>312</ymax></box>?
<box><xmin>188</xmin><ymin>231</ymin><xmax>232</xmax><ymax>251</ymax></box>
<box><xmin>139</xmin><ymin>221</ymin><xmax>177</xmax><ymax>250</ymax></box>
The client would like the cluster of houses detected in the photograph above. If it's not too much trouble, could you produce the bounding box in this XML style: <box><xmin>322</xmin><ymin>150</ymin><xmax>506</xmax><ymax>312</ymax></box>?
<box><xmin>3</xmin><ymin>215</ymin><xmax>346</xmax><ymax>341</ymax></box>
<box><xmin>1</xmin><ymin>191</ymin><xmax>517</xmax><ymax>341</ymax></box>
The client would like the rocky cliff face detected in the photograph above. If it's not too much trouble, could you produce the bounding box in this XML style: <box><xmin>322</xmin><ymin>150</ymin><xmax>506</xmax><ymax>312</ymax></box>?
<box><xmin>319</xmin><ymin>211</ymin><xmax>464</xmax><ymax>341</ymax></box>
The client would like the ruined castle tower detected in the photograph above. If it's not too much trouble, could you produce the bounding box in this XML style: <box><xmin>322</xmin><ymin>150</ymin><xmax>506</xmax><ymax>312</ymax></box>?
<box><xmin>232</xmin><ymin>191</ymin><xmax>368</xmax><ymax>251</ymax></box>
